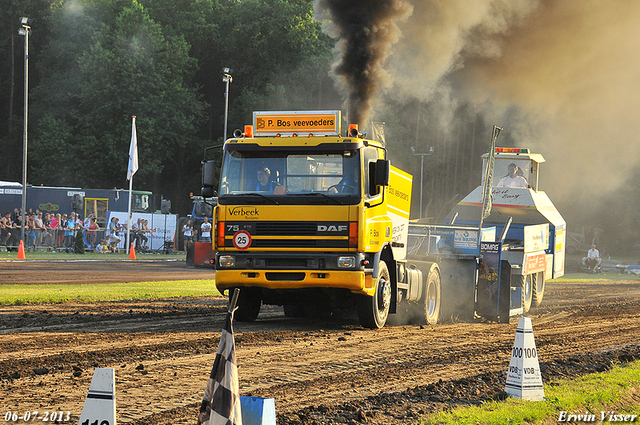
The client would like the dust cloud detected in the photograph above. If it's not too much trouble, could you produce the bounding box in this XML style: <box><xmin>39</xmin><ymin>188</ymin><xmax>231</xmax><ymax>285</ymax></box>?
<box><xmin>397</xmin><ymin>0</ymin><xmax>640</xmax><ymax>199</ymax></box>
<box><xmin>316</xmin><ymin>0</ymin><xmax>640</xmax><ymax>243</ymax></box>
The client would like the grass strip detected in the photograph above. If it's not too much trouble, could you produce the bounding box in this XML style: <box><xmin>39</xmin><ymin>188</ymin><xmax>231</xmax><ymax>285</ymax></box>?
<box><xmin>551</xmin><ymin>274</ymin><xmax>640</xmax><ymax>282</ymax></box>
<box><xmin>0</xmin><ymin>280</ymin><xmax>220</xmax><ymax>305</ymax></box>
<box><xmin>422</xmin><ymin>361</ymin><xmax>640</xmax><ymax>424</ymax></box>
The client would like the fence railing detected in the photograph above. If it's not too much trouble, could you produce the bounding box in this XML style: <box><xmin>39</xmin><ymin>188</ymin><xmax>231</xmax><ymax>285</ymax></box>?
<box><xmin>2</xmin><ymin>228</ymin><xmax>108</xmax><ymax>253</ymax></box>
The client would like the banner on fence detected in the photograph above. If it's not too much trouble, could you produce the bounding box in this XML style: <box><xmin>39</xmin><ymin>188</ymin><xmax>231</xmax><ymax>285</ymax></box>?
<box><xmin>107</xmin><ymin>211</ymin><xmax>177</xmax><ymax>251</ymax></box>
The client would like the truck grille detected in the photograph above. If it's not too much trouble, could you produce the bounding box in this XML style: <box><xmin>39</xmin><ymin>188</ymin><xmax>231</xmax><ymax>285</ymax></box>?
<box><xmin>224</xmin><ymin>221</ymin><xmax>350</xmax><ymax>250</ymax></box>
<box><xmin>256</xmin><ymin>222</ymin><xmax>317</xmax><ymax>236</ymax></box>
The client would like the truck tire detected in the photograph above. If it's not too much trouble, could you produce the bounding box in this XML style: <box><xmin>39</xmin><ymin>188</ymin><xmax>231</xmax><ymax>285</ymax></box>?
<box><xmin>423</xmin><ymin>265</ymin><xmax>441</xmax><ymax>325</ymax></box>
<box><xmin>233</xmin><ymin>288</ymin><xmax>261</xmax><ymax>322</ymax></box>
<box><xmin>532</xmin><ymin>271</ymin><xmax>545</xmax><ymax>307</ymax></box>
<box><xmin>357</xmin><ymin>260</ymin><xmax>391</xmax><ymax>329</ymax></box>
<box><xmin>516</xmin><ymin>275</ymin><xmax>533</xmax><ymax>313</ymax></box>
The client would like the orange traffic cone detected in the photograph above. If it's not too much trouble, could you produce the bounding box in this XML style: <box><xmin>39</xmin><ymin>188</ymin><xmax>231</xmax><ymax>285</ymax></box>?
<box><xmin>17</xmin><ymin>240</ymin><xmax>26</xmax><ymax>260</ymax></box>
<box><xmin>129</xmin><ymin>242</ymin><xmax>136</xmax><ymax>260</ymax></box>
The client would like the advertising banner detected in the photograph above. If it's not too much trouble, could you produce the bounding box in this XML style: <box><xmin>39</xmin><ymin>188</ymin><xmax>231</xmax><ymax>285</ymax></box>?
<box><xmin>477</xmin><ymin>241</ymin><xmax>503</xmax><ymax>318</ymax></box>
<box><xmin>107</xmin><ymin>211</ymin><xmax>177</xmax><ymax>251</ymax></box>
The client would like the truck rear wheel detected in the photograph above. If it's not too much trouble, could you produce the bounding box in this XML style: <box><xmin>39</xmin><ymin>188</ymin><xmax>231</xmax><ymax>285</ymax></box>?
<box><xmin>233</xmin><ymin>288</ymin><xmax>261</xmax><ymax>322</ymax></box>
<box><xmin>357</xmin><ymin>260</ymin><xmax>391</xmax><ymax>329</ymax></box>
<box><xmin>423</xmin><ymin>265</ymin><xmax>441</xmax><ymax>325</ymax></box>
<box><xmin>532</xmin><ymin>272</ymin><xmax>545</xmax><ymax>307</ymax></box>
<box><xmin>516</xmin><ymin>275</ymin><xmax>533</xmax><ymax>313</ymax></box>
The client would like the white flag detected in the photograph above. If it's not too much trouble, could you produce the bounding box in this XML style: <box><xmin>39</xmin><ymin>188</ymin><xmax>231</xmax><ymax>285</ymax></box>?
<box><xmin>127</xmin><ymin>116</ymin><xmax>139</xmax><ymax>181</ymax></box>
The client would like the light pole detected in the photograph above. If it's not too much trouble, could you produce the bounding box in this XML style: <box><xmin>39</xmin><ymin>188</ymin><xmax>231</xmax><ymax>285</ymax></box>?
<box><xmin>411</xmin><ymin>146</ymin><xmax>434</xmax><ymax>220</ymax></box>
<box><xmin>18</xmin><ymin>17</ymin><xmax>32</xmax><ymax>244</ymax></box>
<box><xmin>222</xmin><ymin>67</ymin><xmax>233</xmax><ymax>141</ymax></box>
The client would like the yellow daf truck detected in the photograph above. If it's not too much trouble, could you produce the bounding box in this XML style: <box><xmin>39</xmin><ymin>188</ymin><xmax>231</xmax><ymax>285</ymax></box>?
<box><xmin>202</xmin><ymin>110</ymin><xmax>426</xmax><ymax>328</ymax></box>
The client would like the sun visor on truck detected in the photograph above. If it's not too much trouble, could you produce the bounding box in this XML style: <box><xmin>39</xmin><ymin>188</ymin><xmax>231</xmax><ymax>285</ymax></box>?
<box><xmin>223</xmin><ymin>141</ymin><xmax>364</xmax><ymax>152</ymax></box>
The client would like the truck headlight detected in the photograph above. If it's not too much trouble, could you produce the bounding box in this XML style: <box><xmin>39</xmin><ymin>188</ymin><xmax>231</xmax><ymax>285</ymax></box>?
<box><xmin>337</xmin><ymin>256</ymin><xmax>356</xmax><ymax>268</ymax></box>
<box><xmin>219</xmin><ymin>255</ymin><xmax>235</xmax><ymax>268</ymax></box>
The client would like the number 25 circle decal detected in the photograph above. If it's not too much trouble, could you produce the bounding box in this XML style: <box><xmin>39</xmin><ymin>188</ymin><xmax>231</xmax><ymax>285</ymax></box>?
<box><xmin>233</xmin><ymin>230</ymin><xmax>252</xmax><ymax>250</ymax></box>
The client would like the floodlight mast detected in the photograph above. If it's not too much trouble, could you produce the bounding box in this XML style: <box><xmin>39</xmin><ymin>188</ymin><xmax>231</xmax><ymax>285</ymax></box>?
<box><xmin>19</xmin><ymin>17</ymin><xmax>32</xmax><ymax>244</ymax></box>
<box><xmin>222</xmin><ymin>68</ymin><xmax>233</xmax><ymax>141</ymax></box>
<box><xmin>411</xmin><ymin>146</ymin><xmax>434</xmax><ymax>219</ymax></box>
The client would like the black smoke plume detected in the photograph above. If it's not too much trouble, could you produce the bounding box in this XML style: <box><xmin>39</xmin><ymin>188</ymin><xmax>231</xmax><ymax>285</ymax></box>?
<box><xmin>314</xmin><ymin>0</ymin><xmax>412</xmax><ymax>127</ymax></box>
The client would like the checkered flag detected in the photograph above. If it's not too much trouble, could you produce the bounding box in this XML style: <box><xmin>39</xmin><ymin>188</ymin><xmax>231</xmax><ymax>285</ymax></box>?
<box><xmin>198</xmin><ymin>289</ymin><xmax>243</xmax><ymax>425</ymax></box>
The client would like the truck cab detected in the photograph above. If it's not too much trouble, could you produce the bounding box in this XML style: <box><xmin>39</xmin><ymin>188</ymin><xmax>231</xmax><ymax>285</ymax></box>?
<box><xmin>203</xmin><ymin>111</ymin><xmax>409</xmax><ymax>328</ymax></box>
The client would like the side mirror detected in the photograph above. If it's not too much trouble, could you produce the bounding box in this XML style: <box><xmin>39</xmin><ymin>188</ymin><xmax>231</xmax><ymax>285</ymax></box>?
<box><xmin>202</xmin><ymin>160</ymin><xmax>218</xmax><ymax>198</ymax></box>
<box><xmin>374</xmin><ymin>159</ymin><xmax>390</xmax><ymax>187</ymax></box>
<box><xmin>202</xmin><ymin>160</ymin><xmax>216</xmax><ymax>187</ymax></box>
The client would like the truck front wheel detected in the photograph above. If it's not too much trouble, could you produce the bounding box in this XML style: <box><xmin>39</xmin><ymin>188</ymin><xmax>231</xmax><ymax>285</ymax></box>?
<box><xmin>423</xmin><ymin>265</ymin><xmax>442</xmax><ymax>325</ymax></box>
<box><xmin>233</xmin><ymin>287</ymin><xmax>261</xmax><ymax>322</ymax></box>
<box><xmin>357</xmin><ymin>261</ymin><xmax>391</xmax><ymax>329</ymax></box>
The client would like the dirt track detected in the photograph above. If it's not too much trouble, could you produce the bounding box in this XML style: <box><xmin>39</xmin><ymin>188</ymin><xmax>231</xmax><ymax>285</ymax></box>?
<box><xmin>2</xmin><ymin>260</ymin><xmax>640</xmax><ymax>424</ymax></box>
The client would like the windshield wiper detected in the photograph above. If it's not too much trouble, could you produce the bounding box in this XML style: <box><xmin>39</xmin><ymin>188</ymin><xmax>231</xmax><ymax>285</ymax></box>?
<box><xmin>295</xmin><ymin>192</ymin><xmax>346</xmax><ymax>205</ymax></box>
<box><xmin>222</xmin><ymin>192</ymin><xmax>279</xmax><ymax>204</ymax></box>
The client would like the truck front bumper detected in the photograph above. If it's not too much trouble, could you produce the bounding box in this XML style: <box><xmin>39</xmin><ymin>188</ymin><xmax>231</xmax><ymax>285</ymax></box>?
<box><xmin>215</xmin><ymin>251</ymin><xmax>374</xmax><ymax>296</ymax></box>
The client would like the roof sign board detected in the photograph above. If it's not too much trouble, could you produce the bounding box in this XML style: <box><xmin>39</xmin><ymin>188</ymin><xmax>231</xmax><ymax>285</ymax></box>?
<box><xmin>253</xmin><ymin>110</ymin><xmax>341</xmax><ymax>137</ymax></box>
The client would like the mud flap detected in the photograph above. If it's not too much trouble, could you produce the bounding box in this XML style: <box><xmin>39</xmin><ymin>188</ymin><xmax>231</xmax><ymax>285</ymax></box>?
<box><xmin>510</xmin><ymin>286</ymin><xmax>524</xmax><ymax>316</ymax></box>
<box><xmin>499</xmin><ymin>261</ymin><xmax>512</xmax><ymax>323</ymax></box>
<box><xmin>186</xmin><ymin>241</ymin><xmax>195</xmax><ymax>267</ymax></box>
<box><xmin>438</xmin><ymin>257</ymin><xmax>477</xmax><ymax>321</ymax></box>
<box><xmin>476</xmin><ymin>259</ymin><xmax>511</xmax><ymax>323</ymax></box>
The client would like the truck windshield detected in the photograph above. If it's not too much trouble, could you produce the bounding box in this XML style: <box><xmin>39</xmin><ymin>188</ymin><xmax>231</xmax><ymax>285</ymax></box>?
<box><xmin>219</xmin><ymin>150</ymin><xmax>361</xmax><ymax>197</ymax></box>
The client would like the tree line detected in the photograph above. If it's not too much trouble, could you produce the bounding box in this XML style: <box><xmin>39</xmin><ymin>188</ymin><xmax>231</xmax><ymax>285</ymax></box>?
<box><xmin>1</xmin><ymin>0</ymin><xmax>340</xmax><ymax>214</ymax></box>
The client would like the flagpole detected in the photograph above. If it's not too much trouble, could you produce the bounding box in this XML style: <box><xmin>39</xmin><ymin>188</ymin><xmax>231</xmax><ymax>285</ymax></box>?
<box><xmin>127</xmin><ymin>173</ymin><xmax>132</xmax><ymax>254</ymax></box>
<box><xmin>127</xmin><ymin>115</ymin><xmax>138</xmax><ymax>255</ymax></box>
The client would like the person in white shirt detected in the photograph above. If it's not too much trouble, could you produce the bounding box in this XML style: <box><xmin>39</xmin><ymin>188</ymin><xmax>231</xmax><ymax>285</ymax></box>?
<box><xmin>183</xmin><ymin>220</ymin><xmax>194</xmax><ymax>251</ymax></box>
<box><xmin>200</xmin><ymin>217</ymin><xmax>212</xmax><ymax>242</ymax></box>
<box><xmin>108</xmin><ymin>217</ymin><xmax>122</xmax><ymax>253</ymax></box>
<box><xmin>497</xmin><ymin>163</ymin><xmax>528</xmax><ymax>188</ymax></box>
<box><xmin>584</xmin><ymin>244</ymin><xmax>601</xmax><ymax>273</ymax></box>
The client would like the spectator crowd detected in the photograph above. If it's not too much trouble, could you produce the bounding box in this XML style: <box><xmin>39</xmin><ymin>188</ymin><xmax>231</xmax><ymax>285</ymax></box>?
<box><xmin>0</xmin><ymin>208</ymin><xmax>153</xmax><ymax>254</ymax></box>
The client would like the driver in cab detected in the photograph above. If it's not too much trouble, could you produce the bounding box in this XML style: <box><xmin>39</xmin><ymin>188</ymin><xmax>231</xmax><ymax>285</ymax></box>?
<box><xmin>255</xmin><ymin>165</ymin><xmax>286</xmax><ymax>194</ymax></box>
<box><xmin>497</xmin><ymin>163</ymin><xmax>529</xmax><ymax>188</ymax></box>
<box><xmin>328</xmin><ymin>166</ymin><xmax>359</xmax><ymax>194</ymax></box>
